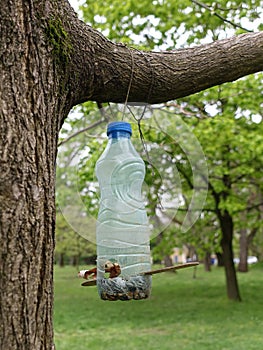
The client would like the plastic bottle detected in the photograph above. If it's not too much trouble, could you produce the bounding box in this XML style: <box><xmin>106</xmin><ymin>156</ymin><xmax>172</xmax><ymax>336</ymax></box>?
<box><xmin>95</xmin><ymin>121</ymin><xmax>152</xmax><ymax>301</ymax></box>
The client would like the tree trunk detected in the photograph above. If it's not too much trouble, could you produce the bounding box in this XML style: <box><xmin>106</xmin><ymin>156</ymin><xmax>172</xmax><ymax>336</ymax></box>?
<box><xmin>58</xmin><ymin>253</ymin><xmax>65</xmax><ymax>268</ymax></box>
<box><xmin>238</xmin><ymin>228</ymin><xmax>249</xmax><ymax>273</ymax></box>
<box><xmin>0</xmin><ymin>1</ymin><xmax>72</xmax><ymax>348</ymax></box>
<box><xmin>216</xmin><ymin>252</ymin><xmax>224</xmax><ymax>267</ymax></box>
<box><xmin>238</xmin><ymin>208</ymin><xmax>259</xmax><ymax>272</ymax></box>
<box><xmin>71</xmin><ymin>255</ymin><xmax>80</xmax><ymax>267</ymax></box>
<box><xmin>219</xmin><ymin>211</ymin><xmax>241</xmax><ymax>301</ymax></box>
<box><xmin>163</xmin><ymin>255</ymin><xmax>173</xmax><ymax>267</ymax></box>
<box><xmin>204</xmin><ymin>252</ymin><xmax>211</xmax><ymax>272</ymax></box>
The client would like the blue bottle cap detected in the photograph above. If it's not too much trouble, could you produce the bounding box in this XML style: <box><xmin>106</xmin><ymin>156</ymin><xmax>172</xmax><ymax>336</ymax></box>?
<box><xmin>107</xmin><ymin>121</ymin><xmax>132</xmax><ymax>136</ymax></box>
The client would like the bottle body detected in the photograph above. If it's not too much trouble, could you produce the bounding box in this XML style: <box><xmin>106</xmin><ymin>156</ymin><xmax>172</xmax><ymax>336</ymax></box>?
<box><xmin>96</xmin><ymin>123</ymin><xmax>152</xmax><ymax>300</ymax></box>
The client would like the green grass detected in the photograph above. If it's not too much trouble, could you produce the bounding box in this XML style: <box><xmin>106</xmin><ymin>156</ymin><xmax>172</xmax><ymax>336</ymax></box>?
<box><xmin>54</xmin><ymin>264</ymin><xmax>263</xmax><ymax>350</ymax></box>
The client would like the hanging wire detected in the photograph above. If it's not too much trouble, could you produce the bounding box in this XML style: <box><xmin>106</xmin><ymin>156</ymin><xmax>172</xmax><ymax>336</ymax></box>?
<box><xmin>122</xmin><ymin>46</ymin><xmax>135</xmax><ymax>120</ymax></box>
<box><xmin>128</xmin><ymin>49</ymin><xmax>155</xmax><ymax>169</ymax></box>
<box><xmin>107</xmin><ymin>102</ymin><xmax>116</xmax><ymax>121</ymax></box>
<box><xmin>126</xmin><ymin>105</ymin><xmax>152</xmax><ymax>165</ymax></box>
<box><xmin>120</xmin><ymin>46</ymin><xmax>154</xmax><ymax>175</ymax></box>
<box><xmin>122</xmin><ymin>47</ymin><xmax>155</xmax><ymax>122</ymax></box>
<box><xmin>122</xmin><ymin>48</ymin><xmax>155</xmax><ymax>152</ymax></box>
<box><xmin>120</xmin><ymin>47</ymin><xmax>157</xmax><ymax>172</ymax></box>
<box><xmin>122</xmin><ymin>49</ymin><xmax>163</xmax><ymax>210</ymax></box>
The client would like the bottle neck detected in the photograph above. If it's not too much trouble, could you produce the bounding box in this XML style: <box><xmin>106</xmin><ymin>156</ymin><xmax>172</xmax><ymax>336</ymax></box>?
<box><xmin>108</xmin><ymin>131</ymin><xmax>131</xmax><ymax>139</ymax></box>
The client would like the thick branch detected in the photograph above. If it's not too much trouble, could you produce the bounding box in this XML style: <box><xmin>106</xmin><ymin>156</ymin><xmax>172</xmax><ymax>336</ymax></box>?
<box><xmin>65</xmin><ymin>6</ymin><xmax>263</xmax><ymax>106</ymax></box>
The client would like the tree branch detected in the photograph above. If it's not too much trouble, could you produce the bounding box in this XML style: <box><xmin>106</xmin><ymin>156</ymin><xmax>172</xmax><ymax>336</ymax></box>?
<box><xmin>58</xmin><ymin>118</ymin><xmax>107</xmax><ymax>146</ymax></box>
<box><xmin>65</xmin><ymin>7</ymin><xmax>263</xmax><ymax>107</ymax></box>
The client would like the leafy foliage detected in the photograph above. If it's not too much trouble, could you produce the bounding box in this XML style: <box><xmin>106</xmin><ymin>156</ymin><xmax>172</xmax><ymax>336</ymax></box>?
<box><xmin>81</xmin><ymin>0</ymin><xmax>263</xmax><ymax>49</ymax></box>
<box><xmin>57</xmin><ymin>0</ymin><xmax>263</xmax><ymax>268</ymax></box>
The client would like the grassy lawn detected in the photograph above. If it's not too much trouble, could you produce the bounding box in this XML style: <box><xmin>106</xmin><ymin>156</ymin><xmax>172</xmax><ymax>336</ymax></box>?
<box><xmin>54</xmin><ymin>263</ymin><xmax>263</xmax><ymax>350</ymax></box>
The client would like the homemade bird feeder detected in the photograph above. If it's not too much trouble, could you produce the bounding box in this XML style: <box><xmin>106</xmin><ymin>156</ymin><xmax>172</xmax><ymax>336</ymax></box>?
<box><xmin>79</xmin><ymin>121</ymin><xmax>198</xmax><ymax>301</ymax></box>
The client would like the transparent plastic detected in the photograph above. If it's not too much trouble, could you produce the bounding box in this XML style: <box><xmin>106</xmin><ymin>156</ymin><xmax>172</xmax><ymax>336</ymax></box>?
<box><xmin>95</xmin><ymin>123</ymin><xmax>152</xmax><ymax>301</ymax></box>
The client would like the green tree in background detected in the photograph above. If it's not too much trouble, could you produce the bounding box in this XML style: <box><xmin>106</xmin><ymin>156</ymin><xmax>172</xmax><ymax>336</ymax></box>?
<box><xmin>55</xmin><ymin>212</ymin><xmax>96</xmax><ymax>267</ymax></box>
<box><xmin>56</xmin><ymin>125</ymin><xmax>97</xmax><ymax>265</ymax></box>
<box><xmin>57</xmin><ymin>0</ymin><xmax>263</xmax><ymax>302</ymax></box>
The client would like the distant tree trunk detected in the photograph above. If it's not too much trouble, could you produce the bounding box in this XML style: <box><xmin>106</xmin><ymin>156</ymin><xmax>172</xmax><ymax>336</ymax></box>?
<box><xmin>249</xmin><ymin>204</ymin><xmax>263</xmax><ymax>261</ymax></box>
<box><xmin>163</xmin><ymin>255</ymin><xmax>173</xmax><ymax>267</ymax></box>
<box><xmin>216</xmin><ymin>252</ymin><xmax>224</xmax><ymax>266</ymax></box>
<box><xmin>238</xmin><ymin>210</ymin><xmax>259</xmax><ymax>272</ymax></box>
<box><xmin>58</xmin><ymin>253</ymin><xmax>65</xmax><ymax>268</ymax></box>
<box><xmin>219</xmin><ymin>211</ymin><xmax>241</xmax><ymax>301</ymax></box>
<box><xmin>71</xmin><ymin>255</ymin><xmax>80</xmax><ymax>267</ymax></box>
<box><xmin>204</xmin><ymin>252</ymin><xmax>211</xmax><ymax>272</ymax></box>
<box><xmin>238</xmin><ymin>228</ymin><xmax>248</xmax><ymax>272</ymax></box>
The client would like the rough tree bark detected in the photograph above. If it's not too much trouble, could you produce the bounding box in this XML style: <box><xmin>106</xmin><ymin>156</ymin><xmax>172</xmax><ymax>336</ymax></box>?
<box><xmin>0</xmin><ymin>1</ymin><xmax>73</xmax><ymax>348</ymax></box>
<box><xmin>1</xmin><ymin>0</ymin><xmax>263</xmax><ymax>348</ymax></box>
